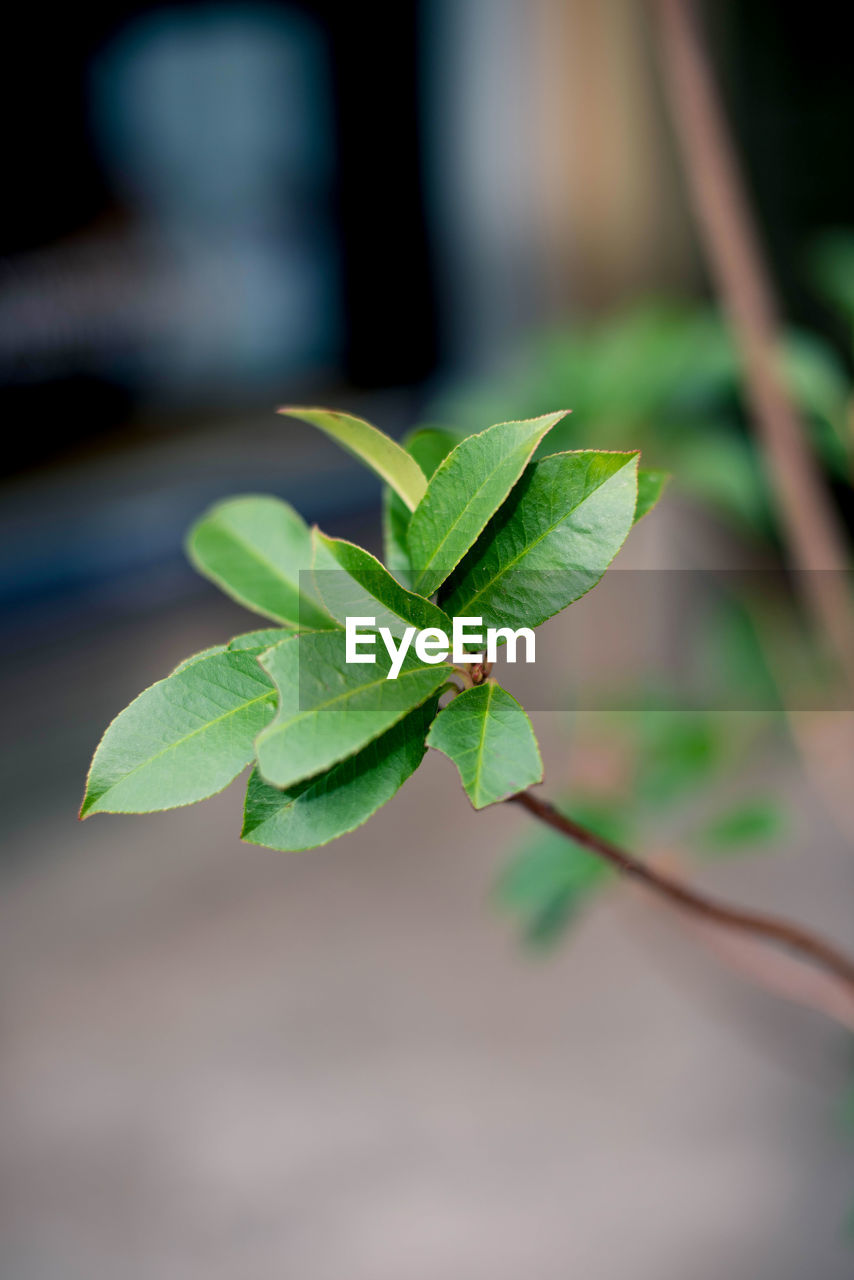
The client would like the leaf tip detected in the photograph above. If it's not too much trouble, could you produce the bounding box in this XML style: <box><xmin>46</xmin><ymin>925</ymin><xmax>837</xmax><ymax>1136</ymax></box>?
<box><xmin>276</xmin><ymin>404</ymin><xmax>339</xmax><ymax>421</ymax></box>
<box><xmin>276</xmin><ymin>404</ymin><xmax>318</xmax><ymax>425</ymax></box>
<box><xmin>78</xmin><ymin>793</ymin><xmax>96</xmax><ymax>820</ymax></box>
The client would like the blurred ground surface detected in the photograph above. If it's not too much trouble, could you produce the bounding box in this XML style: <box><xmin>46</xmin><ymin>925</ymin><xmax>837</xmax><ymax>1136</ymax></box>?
<box><xmin>1</xmin><ymin>470</ymin><xmax>853</xmax><ymax>1279</ymax></box>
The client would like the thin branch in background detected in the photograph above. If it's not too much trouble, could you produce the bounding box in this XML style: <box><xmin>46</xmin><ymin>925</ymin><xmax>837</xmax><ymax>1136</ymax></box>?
<box><xmin>511</xmin><ymin>789</ymin><xmax>854</xmax><ymax>997</ymax></box>
<box><xmin>649</xmin><ymin>0</ymin><xmax>854</xmax><ymax>691</ymax></box>
<box><xmin>649</xmin><ymin>845</ymin><xmax>854</xmax><ymax>1030</ymax></box>
<box><xmin>685</xmin><ymin>914</ymin><xmax>854</xmax><ymax>1032</ymax></box>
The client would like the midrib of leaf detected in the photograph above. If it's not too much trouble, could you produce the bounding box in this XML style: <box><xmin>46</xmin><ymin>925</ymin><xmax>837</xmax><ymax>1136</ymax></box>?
<box><xmin>282</xmin><ymin>661</ymin><xmax>447</xmax><ymax>727</ymax></box>
<box><xmin>472</xmin><ymin>682</ymin><xmax>494</xmax><ymax>807</ymax></box>
<box><xmin>413</xmin><ymin>465</ymin><xmax>504</xmax><ymax>586</ymax></box>
<box><xmin>93</xmin><ymin>684</ymin><xmax>275</xmax><ymax>797</ymax></box>
<box><xmin>450</xmin><ymin>457</ymin><xmax>635</xmax><ymax>614</ymax></box>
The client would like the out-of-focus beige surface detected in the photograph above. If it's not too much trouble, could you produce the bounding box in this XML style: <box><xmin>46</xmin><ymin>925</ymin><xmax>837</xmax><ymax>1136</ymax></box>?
<box><xmin>1</xmin><ymin>576</ymin><xmax>853</xmax><ymax>1280</ymax></box>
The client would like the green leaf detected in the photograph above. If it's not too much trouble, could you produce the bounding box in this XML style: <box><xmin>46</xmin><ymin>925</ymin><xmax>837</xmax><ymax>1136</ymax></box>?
<box><xmin>242</xmin><ymin>700</ymin><xmax>437</xmax><ymax>851</ymax></box>
<box><xmin>406</xmin><ymin>411</ymin><xmax>569</xmax><ymax>596</ymax></box>
<box><xmin>780</xmin><ymin>330</ymin><xmax>851</xmax><ymax>477</ymax></box>
<box><xmin>674</xmin><ymin>430</ymin><xmax>771</xmax><ymax>533</ymax></box>
<box><xmin>441</xmin><ymin>450</ymin><xmax>638</xmax><ymax>630</ymax></box>
<box><xmin>312</xmin><ymin>530</ymin><xmax>451</xmax><ymax>635</ymax></box>
<box><xmin>405</xmin><ymin>427</ymin><xmax>461</xmax><ymax>477</ymax></box>
<box><xmin>170</xmin><ymin>628</ymin><xmax>288</xmax><ymax>675</ymax></box>
<box><xmin>426</xmin><ymin>682</ymin><xmax>542</xmax><ymax>808</ymax></box>
<box><xmin>634</xmin><ymin>468</ymin><xmax>670</xmax><ymax>523</ymax></box>
<box><xmin>278</xmin><ymin>406</ymin><xmax>428</xmax><ymax>511</ymax></box>
<box><xmin>187</xmin><ymin>495</ymin><xmax>335</xmax><ymax>629</ymax></box>
<box><xmin>634</xmin><ymin>713</ymin><xmax>722</xmax><ymax>805</ymax></box>
<box><xmin>782</xmin><ymin>330</ymin><xmax>849</xmax><ymax>426</ymax></box>
<box><xmin>383</xmin><ymin>428</ymin><xmax>460</xmax><ymax>581</ymax></box>
<box><xmin>80</xmin><ymin>652</ymin><xmax>277</xmax><ymax>817</ymax></box>
<box><xmin>227</xmin><ymin>628</ymin><xmax>289</xmax><ymax>652</ymax></box>
<box><xmin>808</xmin><ymin>229</ymin><xmax>854</xmax><ymax>326</ymax></box>
<box><xmin>495</xmin><ymin>825</ymin><xmax>611</xmax><ymax>948</ymax></box>
<box><xmin>695</xmin><ymin>800</ymin><xmax>783</xmax><ymax>856</ymax></box>
<box><xmin>256</xmin><ymin>631</ymin><xmax>451</xmax><ymax>789</ymax></box>
<box><xmin>171</xmin><ymin>645</ymin><xmax>228</xmax><ymax>675</ymax></box>
<box><xmin>382</xmin><ymin>485</ymin><xmax>413</xmax><ymax>580</ymax></box>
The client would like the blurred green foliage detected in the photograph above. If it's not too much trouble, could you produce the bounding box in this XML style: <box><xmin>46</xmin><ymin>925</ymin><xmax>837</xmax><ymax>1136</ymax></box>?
<box><xmin>494</xmin><ymin>821</ymin><xmax>613</xmax><ymax>949</ymax></box>
<box><xmin>444</xmin><ymin>234</ymin><xmax>854</xmax><ymax>948</ymax></box>
<box><xmin>496</xmin><ymin>702</ymin><xmax>788</xmax><ymax>948</ymax></box>
<box><xmin>696</xmin><ymin>802</ymin><xmax>783</xmax><ymax>856</ymax></box>
<box><xmin>431</xmin><ymin>299</ymin><xmax>852</xmax><ymax>540</ymax></box>
<box><xmin>433</xmin><ymin>253</ymin><xmax>854</xmax><ymax>1209</ymax></box>
<box><xmin>809</xmin><ymin>229</ymin><xmax>854</xmax><ymax>337</ymax></box>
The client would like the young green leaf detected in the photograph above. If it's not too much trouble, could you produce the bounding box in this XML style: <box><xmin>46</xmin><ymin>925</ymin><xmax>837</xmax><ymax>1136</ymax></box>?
<box><xmin>187</xmin><ymin>495</ymin><xmax>335</xmax><ymax>629</ymax></box>
<box><xmin>255</xmin><ymin>631</ymin><xmax>451</xmax><ymax>790</ymax></box>
<box><xmin>242</xmin><ymin>700</ymin><xmax>437</xmax><ymax>851</ymax></box>
<box><xmin>278</xmin><ymin>406</ymin><xmax>428</xmax><ymax>511</ymax></box>
<box><xmin>426</xmin><ymin>682</ymin><xmax>542</xmax><ymax>808</ymax></box>
<box><xmin>635</xmin><ymin>468</ymin><xmax>670</xmax><ymax>523</ymax></box>
<box><xmin>80</xmin><ymin>652</ymin><xmax>277</xmax><ymax>817</ymax></box>
<box><xmin>440</xmin><ymin>450</ymin><xmax>638</xmax><ymax>631</ymax></box>
<box><xmin>383</xmin><ymin>428</ymin><xmax>460</xmax><ymax>580</ymax></box>
<box><xmin>407</xmin><ymin>411</ymin><xmax>569</xmax><ymax>596</ymax></box>
<box><xmin>312</xmin><ymin>530</ymin><xmax>451</xmax><ymax>635</ymax></box>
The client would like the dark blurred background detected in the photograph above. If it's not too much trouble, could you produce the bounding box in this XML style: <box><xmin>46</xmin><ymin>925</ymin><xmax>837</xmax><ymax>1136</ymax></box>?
<box><xmin>2</xmin><ymin>3</ymin><xmax>854</xmax><ymax>1276</ymax></box>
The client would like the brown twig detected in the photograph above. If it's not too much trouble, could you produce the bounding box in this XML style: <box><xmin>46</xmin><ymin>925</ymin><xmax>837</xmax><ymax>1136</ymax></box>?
<box><xmin>511</xmin><ymin>789</ymin><xmax>854</xmax><ymax>992</ymax></box>
<box><xmin>685</xmin><ymin>913</ymin><xmax>854</xmax><ymax>1031</ymax></box>
<box><xmin>649</xmin><ymin>0</ymin><xmax>854</xmax><ymax>690</ymax></box>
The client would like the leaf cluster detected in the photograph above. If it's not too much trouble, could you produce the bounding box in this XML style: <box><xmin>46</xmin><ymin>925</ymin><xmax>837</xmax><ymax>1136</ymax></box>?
<box><xmin>82</xmin><ymin>407</ymin><xmax>664</xmax><ymax>850</ymax></box>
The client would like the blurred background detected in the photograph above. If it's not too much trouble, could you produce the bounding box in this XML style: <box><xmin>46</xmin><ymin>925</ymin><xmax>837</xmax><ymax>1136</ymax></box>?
<box><xmin>2</xmin><ymin>1</ymin><xmax>854</xmax><ymax>1276</ymax></box>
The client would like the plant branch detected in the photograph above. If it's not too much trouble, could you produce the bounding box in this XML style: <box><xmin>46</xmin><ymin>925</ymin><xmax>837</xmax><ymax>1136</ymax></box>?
<box><xmin>511</xmin><ymin>789</ymin><xmax>854</xmax><ymax>993</ymax></box>
<box><xmin>649</xmin><ymin>0</ymin><xmax>854</xmax><ymax>691</ymax></box>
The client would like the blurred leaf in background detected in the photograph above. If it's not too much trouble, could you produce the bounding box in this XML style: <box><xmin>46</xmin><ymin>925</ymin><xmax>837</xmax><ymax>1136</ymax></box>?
<box><xmin>809</xmin><ymin>229</ymin><xmax>854</xmax><ymax>333</ymax></box>
<box><xmin>495</xmin><ymin>802</ymin><xmax>620</xmax><ymax>950</ymax></box>
<box><xmin>427</xmin><ymin>263</ymin><xmax>854</xmax><ymax>954</ymax></box>
<box><xmin>496</xmin><ymin>685</ymin><xmax>788</xmax><ymax>950</ymax></box>
<box><xmin>693</xmin><ymin>801</ymin><xmax>783</xmax><ymax>857</ymax></box>
<box><xmin>431</xmin><ymin>293</ymin><xmax>853</xmax><ymax>538</ymax></box>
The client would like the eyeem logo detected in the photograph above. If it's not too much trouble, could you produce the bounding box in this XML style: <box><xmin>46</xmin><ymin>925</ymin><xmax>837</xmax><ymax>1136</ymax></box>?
<box><xmin>345</xmin><ymin>616</ymin><xmax>535</xmax><ymax>679</ymax></box>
